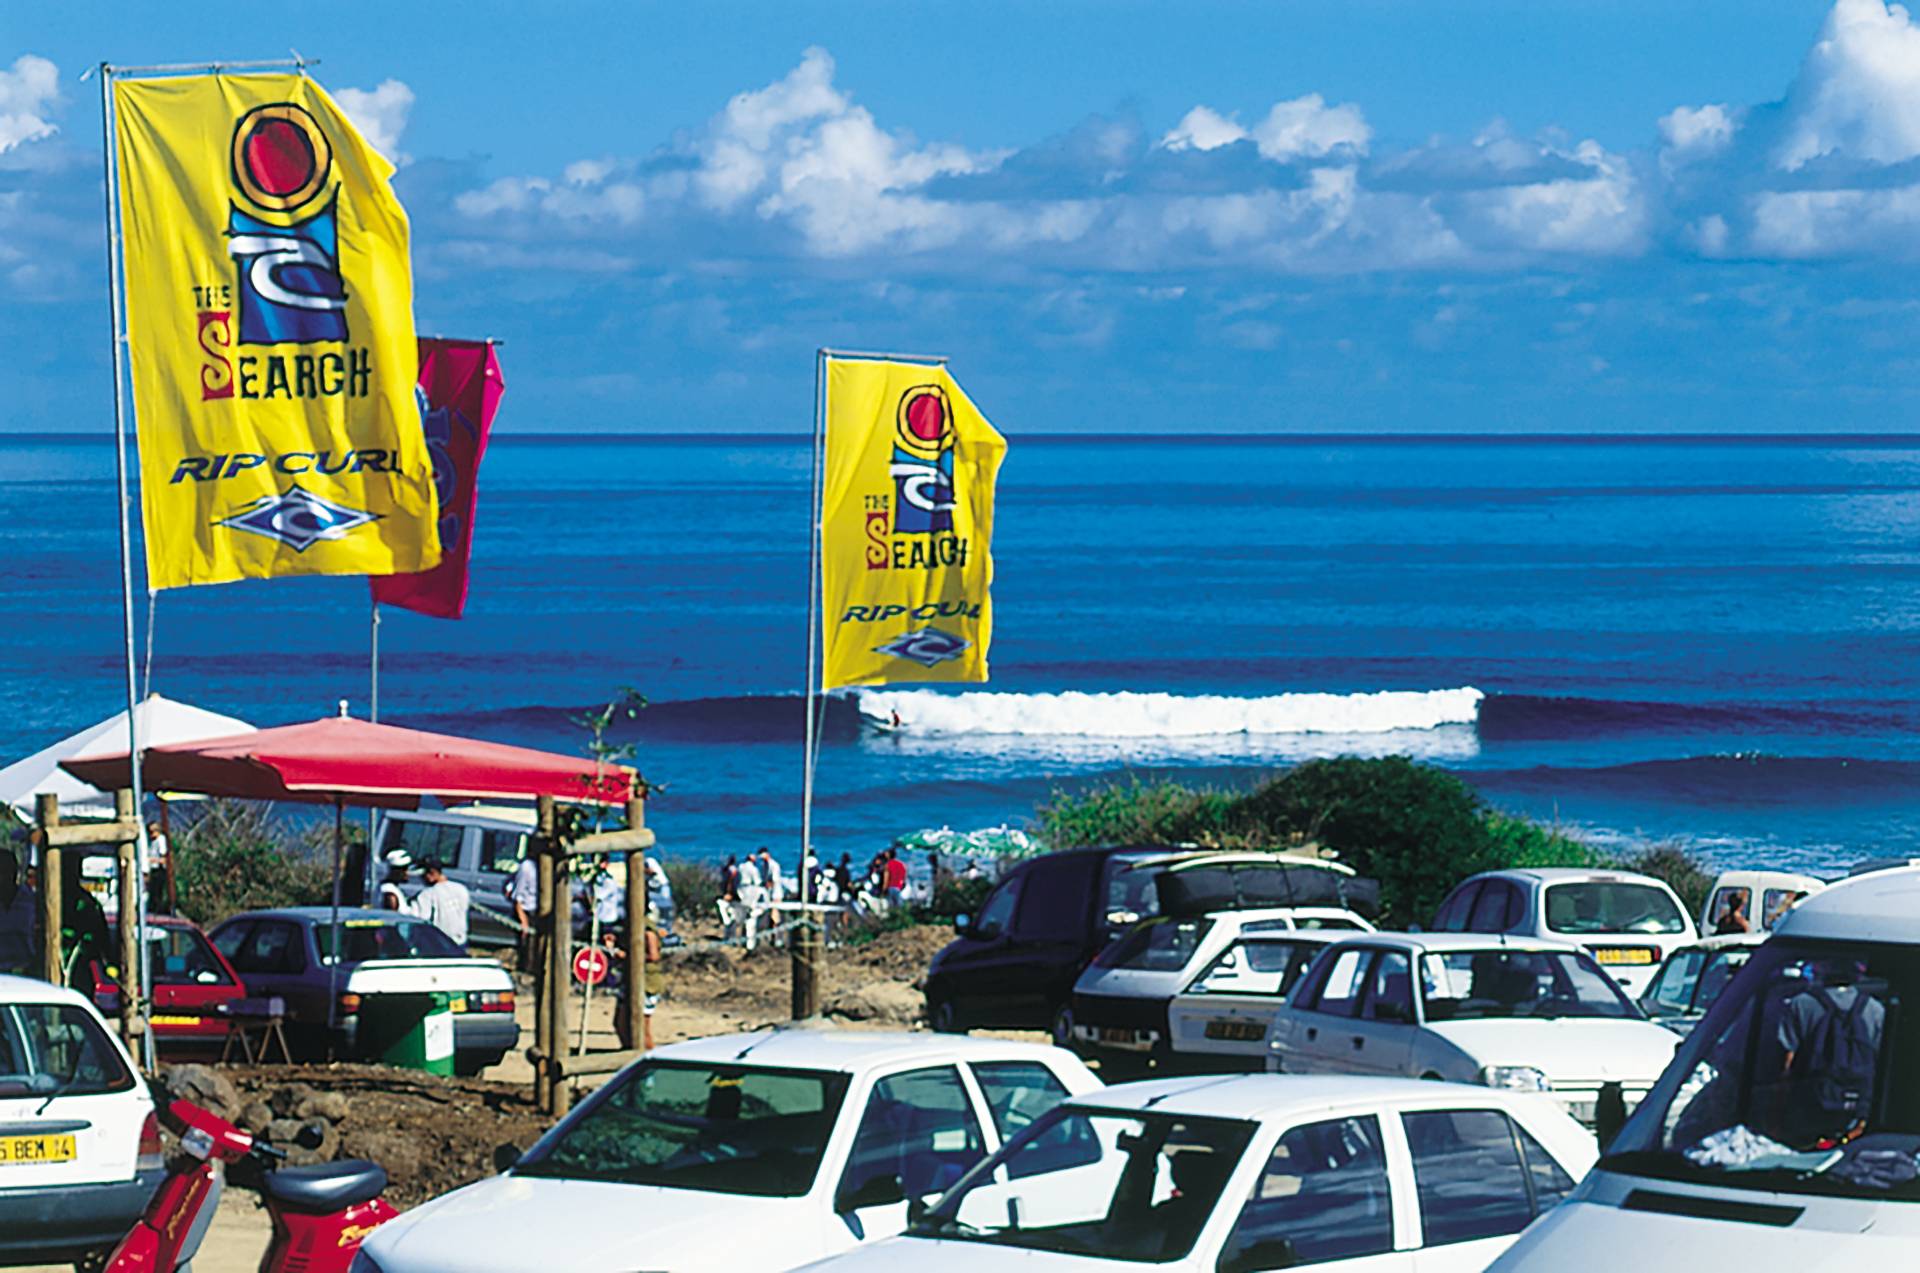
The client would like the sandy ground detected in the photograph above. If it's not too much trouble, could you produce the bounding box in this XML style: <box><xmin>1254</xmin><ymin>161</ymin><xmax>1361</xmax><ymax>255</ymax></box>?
<box><xmin>20</xmin><ymin>923</ymin><xmax>1002</xmax><ymax>1272</ymax></box>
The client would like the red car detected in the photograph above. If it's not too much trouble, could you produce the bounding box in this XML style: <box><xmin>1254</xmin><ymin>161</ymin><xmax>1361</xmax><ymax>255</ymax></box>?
<box><xmin>91</xmin><ymin>914</ymin><xmax>246</xmax><ymax>1057</ymax></box>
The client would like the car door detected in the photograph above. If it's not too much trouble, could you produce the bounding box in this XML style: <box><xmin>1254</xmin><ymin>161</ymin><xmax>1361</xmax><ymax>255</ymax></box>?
<box><xmin>1346</xmin><ymin>950</ymin><xmax>1417</xmax><ymax>1077</ymax></box>
<box><xmin>938</xmin><ymin>871</ymin><xmax>1030</xmax><ymax>1025</ymax></box>
<box><xmin>1212</xmin><ymin>1113</ymin><xmax>1412</xmax><ymax>1272</ymax></box>
<box><xmin>229</xmin><ymin>919</ymin><xmax>320</xmax><ymax>1022</ymax></box>
<box><xmin>1404</xmin><ymin>1108</ymin><xmax>1571</xmax><ymax>1272</ymax></box>
<box><xmin>830</xmin><ymin>1064</ymin><xmax>987</xmax><ymax>1251</ymax></box>
<box><xmin>1274</xmin><ymin>946</ymin><xmax>1374</xmax><ymax>1074</ymax></box>
<box><xmin>1008</xmin><ymin>854</ymin><xmax>1103</xmax><ymax>1021</ymax></box>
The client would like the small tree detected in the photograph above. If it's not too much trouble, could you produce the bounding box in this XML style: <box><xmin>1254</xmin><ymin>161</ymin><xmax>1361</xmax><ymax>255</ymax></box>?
<box><xmin>170</xmin><ymin>799</ymin><xmax>333</xmax><ymax>926</ymax></box>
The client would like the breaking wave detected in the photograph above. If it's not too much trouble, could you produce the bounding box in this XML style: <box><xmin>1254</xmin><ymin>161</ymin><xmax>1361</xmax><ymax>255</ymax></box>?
<box><xmin>851</xmin><ymin>687</ymin><xmax>1485</xmax><ymax>738</ymax></box>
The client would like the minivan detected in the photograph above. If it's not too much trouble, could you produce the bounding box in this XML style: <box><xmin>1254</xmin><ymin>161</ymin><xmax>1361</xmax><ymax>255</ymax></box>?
<box><xmin>347</xmin><ymin>805</ymin><xmax>535</xmax><ymax>950</ymax></box>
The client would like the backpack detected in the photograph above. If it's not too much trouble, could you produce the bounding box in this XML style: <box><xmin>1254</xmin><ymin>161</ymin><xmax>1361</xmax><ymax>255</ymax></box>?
<box><xmin>1794</xmin><ymin>986</ymin><xmax>1879</xmax><ymax>1123</ymax></box>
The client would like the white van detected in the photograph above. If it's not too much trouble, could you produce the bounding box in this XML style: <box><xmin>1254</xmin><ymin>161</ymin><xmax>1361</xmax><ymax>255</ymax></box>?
<box><xmin>1698</xmin><ymin>869</ymin><xmax>1823</xmax><ymax>935</ymax></box>
<box><xmin>1488</xmin><ymin>866</ymin><xmax>1920</xmax><ymax>1270</ymax></box>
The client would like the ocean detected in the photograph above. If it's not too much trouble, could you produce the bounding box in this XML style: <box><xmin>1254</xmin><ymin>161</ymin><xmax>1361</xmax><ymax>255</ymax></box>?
<box><xmin>5</xmin><ymin>433</ymin><xmax>1919</xmax><ymax>877</ymax></box>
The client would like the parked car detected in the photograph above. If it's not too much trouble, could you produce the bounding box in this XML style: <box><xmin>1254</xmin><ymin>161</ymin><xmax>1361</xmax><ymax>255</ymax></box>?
<box><xmin>350</xmin><ymin>805</ymin><xmax>536</xmax><ymax>950</ymax></box>
<box><xmin>1638</xmin><ymin>932</ymin><xmax>1764</xmax><ymax>1037</ymax></box>
<box><xmin>1268</xmin><ymin>933</ymin><xmax>1681</xmax><ymax>1128</ymax></box>
<box><xmin>926</xmin><ymin>848</ymin><xmax>1378</xmax><ymax>1041</ymax></box>
<box><xmin>1488</xmin><ymin>865</ymin><xmax>1920</xmax><ymax>1271</ymax></box>
<box><xmin>93</xmin><ymin>914</ymin><xmax>246</xmax><ymax>1058</ymax></box>
<box><xmin>791</xmin><ymin>1074</ymin><xmax>1597</xmax><ymax>1273</ymax></box>
<box><xmin>1070</xmin><ymin>904</ymin><xmax>1370</xmax><ymax>1073</ymax></box>
<box><xmin>1164</xmin><ymin>929</ymin><xmax>1340</xmax><ymax>1071</ymax></box>
<box><xmin>207</xmin><ymin>907</ymin><xmax>517</xmax><ymax>1074</ymax></box>
<box><xmin>1697</xmin><ymin>868</ymin><xmax>1822</xmax><ymax>935</ymax></box>
<box><xmin>0</xmin><ymin>974</ymin><xmax>164</xmax><ymax>1269</ymax></box>
<box><xmin>1429</xmin><ymin>868</ymin><xmax>1699</xmax><ymax>997</ymax></box>
<box><xmin>352</xmin><ymin>1029</ymin><xmax>1100</xmax><ymax>1273</ymax></box>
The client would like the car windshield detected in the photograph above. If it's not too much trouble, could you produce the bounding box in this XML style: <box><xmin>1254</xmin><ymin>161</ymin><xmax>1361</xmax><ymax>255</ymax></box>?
<box><xmin>1103</xmin><ymin>918</ymin><xmax>1215</xmax><ymax>972</ymax></box>
<box><xmin>1421</xmin><ymin>949</ymin><xmax>1639</xmax><ymax>1021</ymax></box>
<box><xmin>516</xmin><ymin>1059</ymin><xmax>851</xmax><ymax>1196</ymax></box>
<box><xmin>1188</xmin><ymin>939</ymin><xmax>1319</xmax><ymax>998</ymax></box>
<box><xmin>314</xmin><ymin>918</ymin><xmax>464</xmax><ymax>963</ymax></box>
<box><xmin>113</xmin><ymin>923</ymin><xmax>233</xmax><ymax>986</ymax></box>
<box><xmin>0</xmin><ymin>1001</ymin><xmax>135</xmax><ymax>1098</ymax></box>
<box><xmin>1604</xmin><ymin>937</ymin><xmax>1920</xmax><ymax>1202</ymax></box>
<box><xmin>913</xmin><ymin>1105</ymin><xmax>1256</xmax><ymax>1262</ymax></box>
<box><xmin>1546</xmin><ymin>882</ymin><xmax>1687</xmax><ymax>935</ymax></box>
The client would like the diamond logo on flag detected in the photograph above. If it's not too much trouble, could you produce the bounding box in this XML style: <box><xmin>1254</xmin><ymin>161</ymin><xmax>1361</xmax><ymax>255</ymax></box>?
<box><xmin>217</xmin><ymin>485</ymin><xmax>380</xmax><ymax>552</ymax></box>
<box><xmin>874</xmin><ymin>627</ymin><xmax>971</xmax><ymax>668</ymax></box>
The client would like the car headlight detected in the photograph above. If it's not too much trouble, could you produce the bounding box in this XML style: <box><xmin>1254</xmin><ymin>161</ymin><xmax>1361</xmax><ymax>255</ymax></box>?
<box><xmin>1479</xmin><ymin>1065</ymin><xmax>1550</xmax><ymax>1092</ymax></box>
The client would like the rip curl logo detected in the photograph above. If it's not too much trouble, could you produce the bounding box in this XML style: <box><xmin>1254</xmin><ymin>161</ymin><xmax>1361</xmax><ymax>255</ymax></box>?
<box><xmin>874</xmin><ymin>627</ymin><xmax>970</xmax><ymax>668</ymax></box>
<box><xmin>226</xmin><ymin>103</ymin><xmax>347</xmax><ymax>345</ymax></box>
<box><xmin>864</xmin><ymin>384</ymin><xmax>971</xmax><ymax>572</ymax></box>
<box><xmin>217</xmin><ymin>485</ymin><xmax>380</xmax><ymax>552</ymax></box>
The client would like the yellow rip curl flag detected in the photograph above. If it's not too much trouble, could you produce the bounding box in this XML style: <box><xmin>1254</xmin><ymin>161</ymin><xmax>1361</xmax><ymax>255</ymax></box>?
<box><xmin>821</xmin><ymin>359</ymin><xmax>1007</xmax><ymax>689</ymax></box>
<box><xmin>113</xmin><ymin>73</ymin><xmax>438</xmax><ymax>588</ymax></box>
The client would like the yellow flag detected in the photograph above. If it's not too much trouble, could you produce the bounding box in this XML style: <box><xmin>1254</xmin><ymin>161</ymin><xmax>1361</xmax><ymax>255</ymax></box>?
<box><xmin>114</xmin><ymin>73</ymin><xmax>438</xmax><ymax>588</ymax></box>
<box><xmin>821</xmin><ymin>360</ymin><xmax>1007</xmax><ymax>689</ymax></box>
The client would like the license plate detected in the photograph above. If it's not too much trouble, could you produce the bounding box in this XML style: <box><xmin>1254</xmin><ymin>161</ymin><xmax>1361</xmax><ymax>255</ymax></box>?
<box><xmin>150</xmin><ymin>1014</ymin><xmax>201</xmax><ymax>1026</ymax></box>
<box><xmin>1204</xmin><ymin>1019</ymin><xmax>1266</xmax><ymax>1042</ymax></box>
<box><xmin>450</xmin><ymin>996</ymin><xmax>468</xmax><ymax>1013</ymax></box>
<box><xmin>1594</xmin><ymin>948</ymin><xmax>1655</xmax><ymax>966</ymax></box>
<box><xmin>1099</xmin><ymin>1027</ymin><xmax>1136</xmax><ymax>1043</ymax></box>
<box><xmin>0</xmin><ymin>1134</ymin><xmax>76</xmax><ymax>1166</ymax></box>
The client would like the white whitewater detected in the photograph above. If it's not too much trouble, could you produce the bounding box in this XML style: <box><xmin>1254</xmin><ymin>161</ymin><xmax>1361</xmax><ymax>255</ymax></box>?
<box><xmin>852</xmin><ymin>687</ymin><xmax>1485</xmax><ymax>738</ymax></box>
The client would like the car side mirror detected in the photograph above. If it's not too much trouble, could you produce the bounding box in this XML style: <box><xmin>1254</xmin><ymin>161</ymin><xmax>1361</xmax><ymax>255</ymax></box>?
<box><xmin>906</xmin><ymin>1195</ymin><xmax>930</xmax><ymax>1227</ymax></box>
<box><xmin>836</xmin><ymin>1174</ymin><xmax>906</xmax><ymax>1213</ymax></box>
<box><xmin>492</xmin><ymin>1142</ymin><xmax>523</xmax><ymax>1173</ymax></box>
<box><xmin>1219</xmin><ymin>1236</ymin><xmax>1299</xmax><ymax>1273</ymax></box>
<box><xmin>953</xmin><ymin>913</ymin><xmax>973</xmax><ymax>937</ymax></box>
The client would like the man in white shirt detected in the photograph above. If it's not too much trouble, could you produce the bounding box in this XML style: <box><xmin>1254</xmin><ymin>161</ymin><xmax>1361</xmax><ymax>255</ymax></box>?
<box><xmin>736</xmin><ymin>854</ymin><xmax>766</xmax><ymax>951</ymax></box>
<box><xmin>413</xmin><ymin>857</ymin><xmax>471</xmax><ymax>949</ymax></box>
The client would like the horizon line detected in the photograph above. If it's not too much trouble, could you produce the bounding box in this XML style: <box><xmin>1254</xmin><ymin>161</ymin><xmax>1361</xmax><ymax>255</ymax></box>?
<box><xmin>7</xmin><ymin>429</ymin><xmax>1920</xmax><ymax>444</ymax></box>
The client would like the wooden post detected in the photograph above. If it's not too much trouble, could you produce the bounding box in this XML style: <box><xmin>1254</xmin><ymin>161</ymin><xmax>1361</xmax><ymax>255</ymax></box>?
<box><xmin>114</xmin><ymin>789</ymin><xmax>142</xmax><ymax>1050</ymax></box>
<box><xmin>534</xmin><ymin>794</ymin><xmax>556</xmax><ymax>1115</ymax></box>
<box><xmin>623</xmin><ymin>796</ymin><xmax>647</xmax><ymax>1052</ymax></box>
<box><xmin>543</xmin><ymin>796</ymin><xmax>574</xmax><ymax>1118</ymax></box>
<box><xmin>36</xmin><ymin>794</ymin><xmax>61</xmax><ymax>986</ymax></box>
<box><xmin>790</xmin><ymin>916</ymin><xmax>821</xmax><ymax>1020</ymax></box>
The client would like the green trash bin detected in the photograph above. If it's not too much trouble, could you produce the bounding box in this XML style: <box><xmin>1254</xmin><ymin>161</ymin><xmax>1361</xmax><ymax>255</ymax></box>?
<box><xmin>359</xmin><ymin>992</ymin><xmax>455</xmax><ymax>1075</ymax></box>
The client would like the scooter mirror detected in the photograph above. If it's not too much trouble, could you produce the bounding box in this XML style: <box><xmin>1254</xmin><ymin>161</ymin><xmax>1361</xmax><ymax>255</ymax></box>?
<box><xmin>293</xmin><ymin>1122</ymin><xmax>326</xmax><ymax>1151</ymax></box>
<box><xmin>492</xmin><ymin>1143</ymin><xmax>522</xmax><ymax>1173</ymax></box>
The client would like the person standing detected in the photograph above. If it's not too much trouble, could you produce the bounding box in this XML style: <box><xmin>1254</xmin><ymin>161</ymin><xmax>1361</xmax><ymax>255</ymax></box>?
<box><xmin>413</xmin><ymin>857</ymin><xmax>471</xmax><ymax>950</ymax></box>
<box><xmin>755</xmin><ymin>847</ymin><xmax>784</xmax><ymax>905</ymax></box>
<box><xmin>716</xmin><ymin>854</ymin><xmax>742</xmax><ymax>938</ymax></box>
<box><xmin>736</xmin><ymin>852</ymin><xmax>766</xmax><ymax>950</ymax></box>
<box><xmin>378</xmin><ymin>855</ymin><xmax>414</xmax><ymax>912</ymax></box>
<box><xmin>883</xmin><ymin>847</ymin><xmax>909</xmax><ymax>909</ymax></box>
<box><xmin>0</xmin><ymin>846</ymin><xmax>37</xmax><ymax>976</ymax></box>
<box><xmin>507</xmin><ymin>852</ymin><xmax>539</xmax><ymax>972</ymax></box>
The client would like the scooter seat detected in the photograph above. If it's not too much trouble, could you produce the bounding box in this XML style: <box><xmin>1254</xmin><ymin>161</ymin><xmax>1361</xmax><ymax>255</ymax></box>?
<box><xmin>261</xmin><ymin>1159</ymin><xmax>389</xmax><ymax>1213</ymax></box>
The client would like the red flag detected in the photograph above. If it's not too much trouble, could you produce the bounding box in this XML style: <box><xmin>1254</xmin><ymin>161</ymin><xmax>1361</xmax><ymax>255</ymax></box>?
<box><xmin>371</xmin><ymin>338</ymin><xmax>504</xmax><ymax>618</ymax></box>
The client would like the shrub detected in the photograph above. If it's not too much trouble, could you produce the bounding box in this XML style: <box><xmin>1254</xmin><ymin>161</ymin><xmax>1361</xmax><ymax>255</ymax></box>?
<box><xmin>170</xmin><ymin>800</ymin><xmax>334</xmax><ymax>926</ymax></box>
<box><xmin>1035</xmin><ymin>777</ymin><xmax>1242</xmax><ymax>850</ymax></box>
<box><xmin>930</xmin><ymin>874</ymin><xmax>992</xmax><ymax>918</ymax></box>
<box><xmin>660</xmin><ymin>857</ymin><xmax>722</xmax><ymax>921</ymax></box>
<box><xmin>1483</xmin><ymin>811</ymin><xmax>1611</xmax><ymax>870</ymax></box>
<box><xmin>1624</xmin><ymin>841</ymin><xmax>1715</xmax><ymax>920</ymax></box>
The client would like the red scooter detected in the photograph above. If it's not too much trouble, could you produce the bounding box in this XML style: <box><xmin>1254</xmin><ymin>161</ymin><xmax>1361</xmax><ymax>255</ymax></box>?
<box><xmin>104</xmin><ymin>1093</ymin><xmax>396</xmax><ymax>1273</ymax></box>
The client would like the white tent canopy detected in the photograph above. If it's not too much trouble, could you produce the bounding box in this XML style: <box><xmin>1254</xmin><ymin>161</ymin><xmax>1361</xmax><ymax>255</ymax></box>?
<box><xmin>0</xmin><ymin>694</ymin><xmax>256</xmax><ymax>821</ymax></box>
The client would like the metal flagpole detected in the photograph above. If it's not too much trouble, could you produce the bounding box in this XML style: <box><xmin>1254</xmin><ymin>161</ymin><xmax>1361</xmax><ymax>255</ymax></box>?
<box><xmin>97</xmin><ymin>63</ymin><xmax>157</xmax><ymax>1070</ymax></box>
<box><xmin>794</xmin><ymin>351</ymin><xmax>827</xmax><ymax>1017</ymax></box>
<box><xmin>370</xmin><ymin>602</ymin><xmax>381</xmax><ymax>722</ymax></box>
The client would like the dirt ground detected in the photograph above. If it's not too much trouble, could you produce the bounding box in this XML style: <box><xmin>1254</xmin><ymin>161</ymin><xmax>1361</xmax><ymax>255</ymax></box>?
<box><xmin>20</xmin><ymin>922</ymin><xmax>980</xmax><ymax>1273</ymax></box>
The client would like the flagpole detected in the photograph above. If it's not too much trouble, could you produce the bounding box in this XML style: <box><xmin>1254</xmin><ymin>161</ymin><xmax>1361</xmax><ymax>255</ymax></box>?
<box><xmin>370</xmin><ymin>601</ymin><xmax>381</xmax><ymax>722</ymax></box>
<box><xmin>97</xmin><ymin>63</ymin><xmax>156</xmax><ymax>1069</ymax></box>
<box><xmin>793</xmin><ymin>350</ymin><xmax>826</xmax><ymax>1017</ymax></box>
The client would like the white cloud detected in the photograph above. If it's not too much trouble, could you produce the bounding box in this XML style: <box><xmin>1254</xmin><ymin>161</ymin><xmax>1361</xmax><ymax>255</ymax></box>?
<box><xmin>1160</xmin><ymin>106</ymin><xmax>1247</xmax><ymax>152</ymax></box>
<box><xmin>1777</xmin><ymin>0</ymin><xmax>1920</xmax><ymax>169</ymax></box>
<box><xmin>1659</xmin><ymin>104</ymin><xmax>1738</xmax><ymax>156</ymax></box>
<box><xmin>696</xmin><ymin>46</ymin><xmax>847</xmax><ymax>210</ymax></box>
<box><xmin>0</xmin><ymin>54</ymin><xmax>58</xmax><ymax>154</ymax></box>
<box><xmin>1250</xmin><ymin>94</ymin><xmax>1370</xmax><ymax>161</ymax></box>
<box><xmin>334</xmin><ymin>79</ymin><xmax>414</xmax><ymax>164</ymax></box>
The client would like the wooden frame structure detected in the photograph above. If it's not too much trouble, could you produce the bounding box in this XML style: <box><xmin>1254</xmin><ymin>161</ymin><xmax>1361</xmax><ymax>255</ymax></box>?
<box><xmin>32</xmin><ymin>790</ymin><xmax>146</xmax><ymax>1053</ymax></box>
<box><xmin>525</xmin><ymin>792</ymin><xmax>654</xmax><ymax>1116</ymax></box>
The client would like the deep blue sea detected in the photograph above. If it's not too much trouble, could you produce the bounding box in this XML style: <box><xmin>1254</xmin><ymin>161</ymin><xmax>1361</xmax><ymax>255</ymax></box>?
<box><xmin>5</xmin><ymin>434</ymin><xmax>1919</xmax><ymax>876</ymax></box>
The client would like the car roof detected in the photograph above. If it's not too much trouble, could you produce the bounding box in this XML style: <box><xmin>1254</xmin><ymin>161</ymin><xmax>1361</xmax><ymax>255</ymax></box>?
<box><xmin>1460</xmin><ymin>867</ymin><xmax>1677</xmax><ymax>887</ymax></box>
<box><xmin>215</xmin><ymin>907</ymin><xmax>409</xmax><ymax>926</ymax></box>
<box><xmin>1686</xmin><ymin>932</ymin><xmax>1770</xmax><ymax>952</ymax></box>
<box><xmin>648</xmin><ymin>1029</ymin><xmax>1074</xmax><ymax>1074</ymax></box>
<box><xmin>0</xmin><ymin>973</ymin><xmax>94</xmax><ymax>1009</ymax></box>
<box><xmin>1773</xmin><ymin>866</ymin><xmax>1920</xmax><ymax>943</ymax></box>
<box><xmin>1317</xmin><ymin>931</ymin><xmax>1581</xmax><ymax>955</ymax></box>
<box><xmin>1071</xmin><ymin>1074</ymin><xmax>1535</xmax><ymax>1121</ymax></box>
<box><xmin>387</xmin><ymin>805</ymin><xmax>536</xmax><ymax>830</ymax></box>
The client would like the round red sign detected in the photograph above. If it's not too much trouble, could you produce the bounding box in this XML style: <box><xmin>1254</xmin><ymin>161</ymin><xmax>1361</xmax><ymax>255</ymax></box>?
<box><xmin>572</xmin><ymin>947</ymin><xmax>611</xmax><ymax>986</ymax></box>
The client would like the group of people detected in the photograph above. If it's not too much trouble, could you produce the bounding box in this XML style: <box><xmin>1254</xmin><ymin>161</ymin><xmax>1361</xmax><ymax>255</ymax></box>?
<box><xmin>712</xmin><ymin>845</ymin><xmax>938</xmax><ymax>949</ymax></box>
<box><xmin>376</xmin><ymin>853</ymin><xmax>473</xmax><ymax>949</ymax></box>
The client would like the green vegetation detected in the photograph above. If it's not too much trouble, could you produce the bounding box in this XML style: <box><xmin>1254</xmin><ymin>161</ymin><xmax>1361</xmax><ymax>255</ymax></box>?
<box><xmin>1036</xmin><ymin>757</ymin><xmax>1712</xmax><ymax>929</ymax></box>
<box><xmin>169</xmin><ymin>800</ymin><xmax>335</xmax><ymax>926</ymax></box>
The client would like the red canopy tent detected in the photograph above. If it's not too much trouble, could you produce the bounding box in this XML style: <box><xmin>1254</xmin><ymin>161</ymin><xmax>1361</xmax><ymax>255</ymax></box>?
<box><xmin>61</xmin><ymin>714</ymin><xmax>635</xmax><ymax>807</ymax></box>
<box><xmin>64</xmin><ymin>713</ymin><xmax>636</xmax><ymax>1030</ymax></box>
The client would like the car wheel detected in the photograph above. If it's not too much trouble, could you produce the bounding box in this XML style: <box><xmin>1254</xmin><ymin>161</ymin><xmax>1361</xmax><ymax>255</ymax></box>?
<box><xmin>928</xmin><ymin>996</ymin><xmax>965</xmax><ymax>1034</ymax></box>
<box><xmin>1049</xmin><ymin>1003</ymin><xmax>1075</xmax><ymax>1050</ymax></box>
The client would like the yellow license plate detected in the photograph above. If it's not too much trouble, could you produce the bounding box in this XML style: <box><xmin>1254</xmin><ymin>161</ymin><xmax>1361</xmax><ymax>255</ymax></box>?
<box><xmin>1595</xmin><ymin>948</ymin><xmax>1654</xmax><ymax>966</ymax></box>
<box><xmin>450</xmin><ymin>996</ymin><xmax>468</xmax><ymax>1013</ymax></box>
<box><xmin>0</xmin><ymin>1134</ymin><xmax>76</xmax><ymax>1166</ymax></box>
<box><xmin>150</xmin><ymin>1014</ymin><xmax>200</xmax><ymax>1026</ymax></box>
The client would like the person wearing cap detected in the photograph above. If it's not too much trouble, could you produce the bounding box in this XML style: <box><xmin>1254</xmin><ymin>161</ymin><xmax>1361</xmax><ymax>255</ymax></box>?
<box><xmin>413</xmin><ymin>856</ymin><xmax>471</xmax><ymax>949</ymax></box>
<box><xmin>378</xmin><ymin>853</ymin><xmax>415</xmax><ymax>913</ymax></box>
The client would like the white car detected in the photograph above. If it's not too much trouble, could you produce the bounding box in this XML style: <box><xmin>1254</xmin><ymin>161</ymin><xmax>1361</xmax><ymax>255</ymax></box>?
<box><xmin>1164</xmin><ymin>929</ymin><xmax>1339</xmax><ymax>1071</ymax></box>
<box><xmin>351</xmin><ymin>1029</ymin><xmax>1100</xmax><ymax>1273</ymax></box>
<box><xmin>0</xmin><ymin>974</ymin><xmax>162</xmax><ymax>1268</ymax></box>
<box><xmin>1267</xmin><ymin>933</ymin><xmax>1680</xmax><ymax>1127</ymax></box>
<box><xmin>792</xmin><ymin>1074</ymin><xmax>1598</xmax><ymax>1273</ymax></box>
<box><xmin>1489</xmin><ymin>865</ymin><xmax>1920</xmax><ymax>1271</ymax></box>
<box><xmin>1430</xmin><ymin>868</ymin><xmax>1699</xmax><ymax>997</ymax></box>
<box><xmin>1070</xmin><ymin>906</ymin><xmax>1371</xmax><ymax>1072</ymax></box>
<box><xmin>1697</xmin><ymin>868</ymin><xmax>1823</xmax><ymax>935</ymax></box>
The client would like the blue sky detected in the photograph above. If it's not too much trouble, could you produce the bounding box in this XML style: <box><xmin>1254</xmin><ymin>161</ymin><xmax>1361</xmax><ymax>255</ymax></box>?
<box><xmin>6</xmin><ymin>0</ymin><xmax>1920</xmax><ymax>433</ymax></box>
